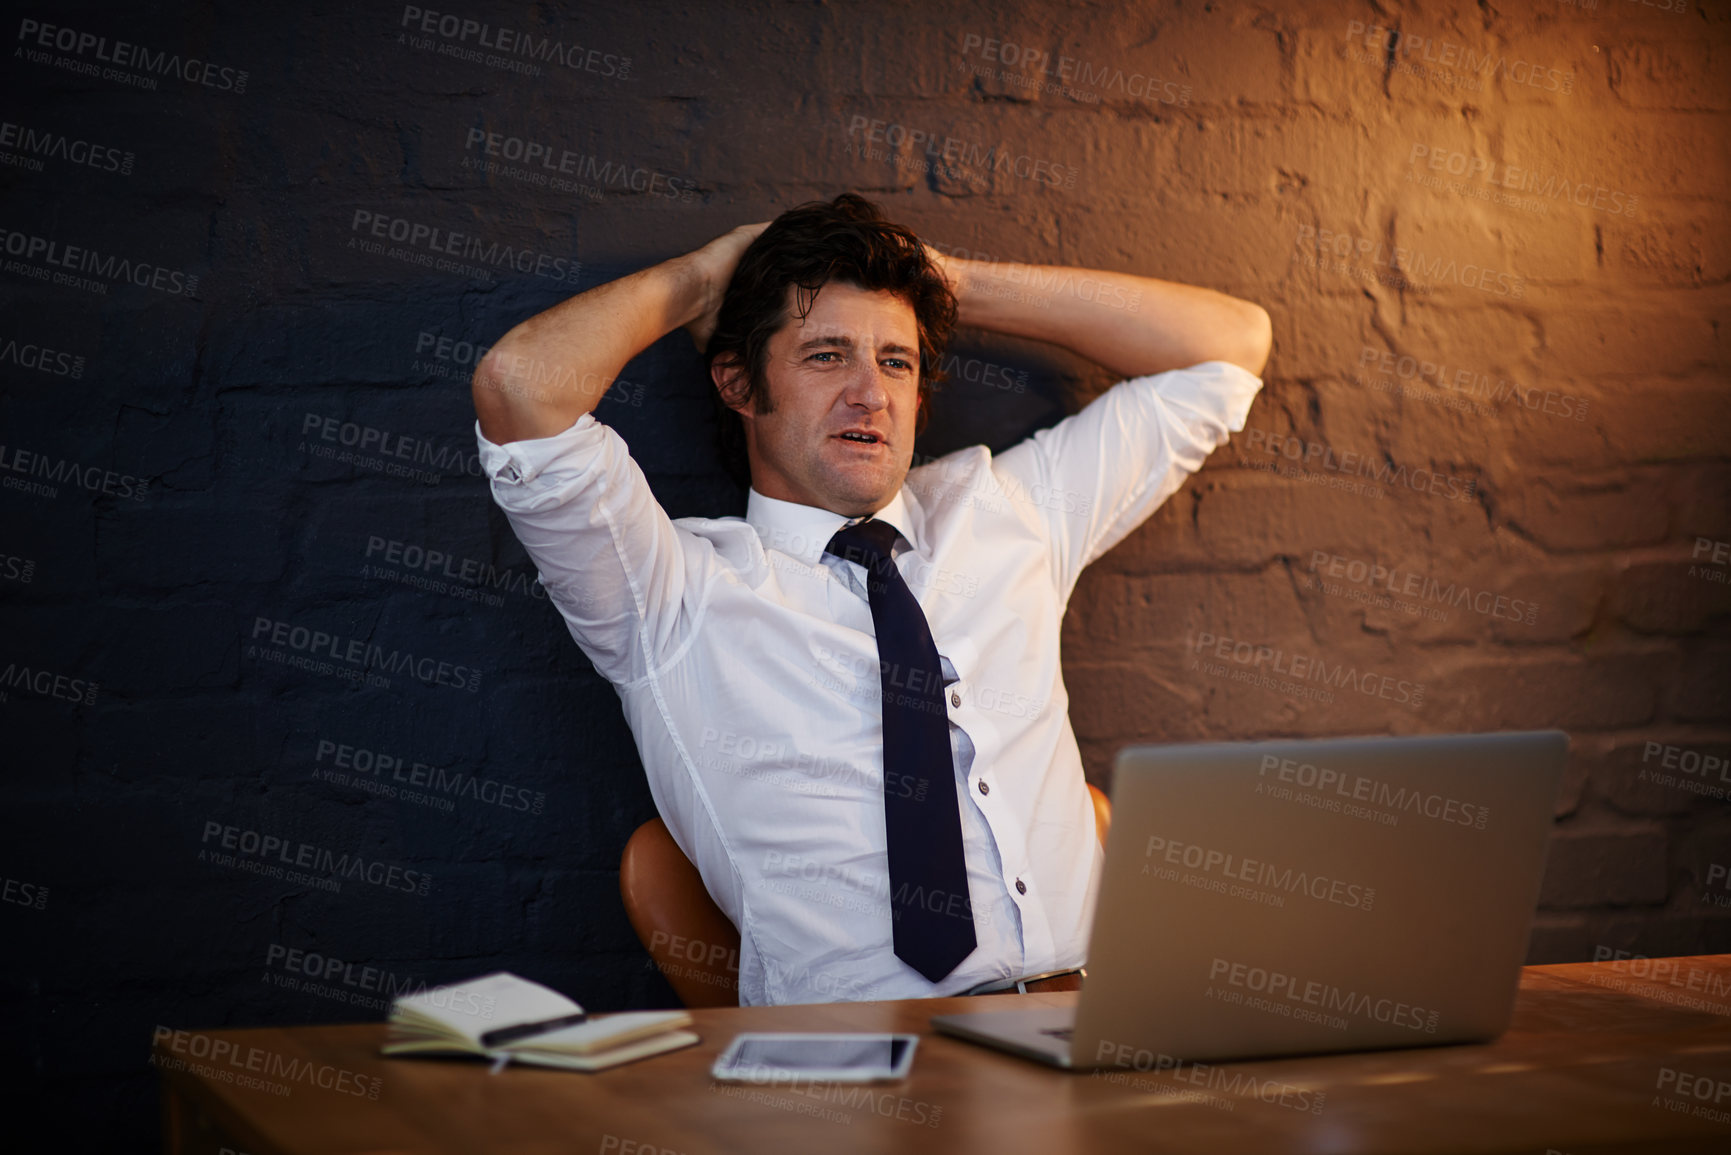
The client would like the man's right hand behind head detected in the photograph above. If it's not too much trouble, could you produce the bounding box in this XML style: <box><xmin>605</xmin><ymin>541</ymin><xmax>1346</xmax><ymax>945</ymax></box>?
<box><xmin>475</xmin><ymin>219</ymin><xmax>769</xmax><ymax>445</ymax></box>
<box><xmin>684</xmin><ymin>221</ymin><xmax>770</xmax><ymax>353</ymax></box>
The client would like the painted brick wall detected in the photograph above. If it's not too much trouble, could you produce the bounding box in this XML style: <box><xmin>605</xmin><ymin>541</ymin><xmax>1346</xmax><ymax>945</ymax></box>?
<box><xmin>2</xmin><ymin>0</ymin><xmax>1725</xmax><ymax>1145</ymax></box>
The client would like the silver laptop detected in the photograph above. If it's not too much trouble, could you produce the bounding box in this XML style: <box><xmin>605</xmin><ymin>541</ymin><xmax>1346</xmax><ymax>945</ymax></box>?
<box><xmin>932</xmin><ymin>731</ymin><xmax>1568</xmax><ymax>1069</ymax></box>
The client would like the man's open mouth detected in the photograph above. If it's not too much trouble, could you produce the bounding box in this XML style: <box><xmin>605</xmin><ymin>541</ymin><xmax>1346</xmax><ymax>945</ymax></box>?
<box><xmin>835</xmin><ymin>431</ymin><xmax>882</xmax><ymax>444</ymax></box>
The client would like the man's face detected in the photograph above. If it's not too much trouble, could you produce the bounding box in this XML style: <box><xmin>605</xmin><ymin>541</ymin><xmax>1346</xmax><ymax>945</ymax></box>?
<box><xmin>719</xmin><ymin>281</ymin><xmax>922</xmax><ymax>518</ymax></box>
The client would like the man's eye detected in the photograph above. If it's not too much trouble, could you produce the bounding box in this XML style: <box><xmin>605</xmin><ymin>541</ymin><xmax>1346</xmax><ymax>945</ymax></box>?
<box><xmin>883</xmin><ymin>358</ymin><xmax>912</xmax><ymax>371</ymax></box>
<box><xmin>811</xmin><ymin>352</ymin><xmax>842</xmax><ymax>363</ymax></box>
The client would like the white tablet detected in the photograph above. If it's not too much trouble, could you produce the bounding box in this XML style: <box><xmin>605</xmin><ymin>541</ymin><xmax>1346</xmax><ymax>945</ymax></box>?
<box><xmin>710</xmin><ymin>1032</ymin><xmax>918</xmax><ymax>1083</ymax></box>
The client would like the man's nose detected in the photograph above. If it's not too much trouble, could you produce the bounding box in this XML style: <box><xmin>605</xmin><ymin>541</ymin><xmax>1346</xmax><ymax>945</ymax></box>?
<box><xmin>842</xmin><ymin>361</ymin><xmax>891</xmax><ymax>409</ymax></box>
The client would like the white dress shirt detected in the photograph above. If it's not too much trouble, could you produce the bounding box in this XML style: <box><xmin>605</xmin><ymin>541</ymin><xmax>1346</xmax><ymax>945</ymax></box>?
<box><xmin>475</xmin><ymin>360</ymin><xmax>1263</xmax><ymax>1005</ymax></box>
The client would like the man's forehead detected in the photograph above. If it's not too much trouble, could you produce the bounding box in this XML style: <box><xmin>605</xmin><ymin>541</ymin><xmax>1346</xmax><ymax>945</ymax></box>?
<box><xmin>780</xmin><ymin>281</ymin><xmax>918</xmax><ymax>342</ymax></box>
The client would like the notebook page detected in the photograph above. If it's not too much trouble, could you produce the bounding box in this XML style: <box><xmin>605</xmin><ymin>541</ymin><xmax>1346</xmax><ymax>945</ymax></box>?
<box><xmin>504</xmin><ymin>1011</ymin><xmax>692</xmax><ymax>1056</ymax></box>
<box><xmin>392</xmin><ymin>972</ymin><xmax>581</xmax><ymax>1046</ymax></box>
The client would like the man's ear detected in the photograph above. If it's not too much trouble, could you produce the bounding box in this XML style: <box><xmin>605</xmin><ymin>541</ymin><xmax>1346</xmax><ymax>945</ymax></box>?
<box><xmin>711</xmin><ymin>354</ymin><xmax>753</xmax><ymax>415</ymax></box>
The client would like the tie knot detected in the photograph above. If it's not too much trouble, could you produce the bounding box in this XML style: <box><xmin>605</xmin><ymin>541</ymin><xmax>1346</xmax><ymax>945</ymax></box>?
<box><xmin>825</xmin><ymin>517</ymin><xmax>900</xmax><ymax>571</ymax></box>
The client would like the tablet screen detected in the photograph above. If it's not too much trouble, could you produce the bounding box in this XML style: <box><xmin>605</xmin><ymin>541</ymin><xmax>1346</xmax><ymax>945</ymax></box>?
<box><xmin>718</xmin><ymin>1034</ymin><xmax>914</xmax><ymax>1079</ymax></box>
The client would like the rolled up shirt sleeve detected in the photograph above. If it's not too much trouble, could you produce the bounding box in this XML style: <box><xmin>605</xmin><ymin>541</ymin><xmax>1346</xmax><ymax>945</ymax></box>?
<box><xmin>991</xmin><ymin>359</ymin><xmax>1264</xmax><ymax>601</ymax></box>
<box><xmin>476</xmin><ymin>414</ymin><xmax>702</xmax><ymax>687</ymax></box>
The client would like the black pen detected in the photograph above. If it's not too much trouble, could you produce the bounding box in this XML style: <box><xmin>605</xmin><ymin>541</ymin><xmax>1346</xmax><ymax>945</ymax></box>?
<box><xmin>479</xmin><ymin>1012</ymin><xmax>591</xmax><ymax>1049</ymax></box>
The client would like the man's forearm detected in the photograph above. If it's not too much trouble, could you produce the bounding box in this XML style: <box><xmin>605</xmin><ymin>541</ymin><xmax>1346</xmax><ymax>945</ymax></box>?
<box><xmin>941</xmin><ymin>255</ymin><xmax>1272</xmax><ymax>379</ymax></box>
<box><xmin>472</xmin><ymin>253</ymin><xmax>713</xmax><ymax>445</ymax></box>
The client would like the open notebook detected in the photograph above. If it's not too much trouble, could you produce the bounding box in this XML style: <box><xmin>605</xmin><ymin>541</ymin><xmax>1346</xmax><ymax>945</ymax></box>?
<box><xmin>382</xmin><ymin>971</ymin><xmax>698</xmax><ymax>1072</ymax></box>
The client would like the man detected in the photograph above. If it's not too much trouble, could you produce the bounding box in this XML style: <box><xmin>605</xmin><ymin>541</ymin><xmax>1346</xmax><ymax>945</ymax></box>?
<box><xmin>471</xmin><ymin>194</ymin><xmax>1271</xmax><ymax>1005</ymax></box>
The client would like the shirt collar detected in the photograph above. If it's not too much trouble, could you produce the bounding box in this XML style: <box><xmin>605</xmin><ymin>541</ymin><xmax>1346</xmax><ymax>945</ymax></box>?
<box><xmin>746</xmin><ymin>486</ymin><xmax>915</xmax><ymax>568</ymax></box>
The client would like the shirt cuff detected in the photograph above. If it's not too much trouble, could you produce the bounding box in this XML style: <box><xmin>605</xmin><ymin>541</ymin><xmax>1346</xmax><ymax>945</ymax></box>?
<box><xmin>1144</xmin><ymin>359</ymin><xmax>1264</xmax><ymax>434</ymax></box>
<box><xmin>474</xmin><ymin>412</ymin><xmax>601</xmax><ymax>487</ymax></box>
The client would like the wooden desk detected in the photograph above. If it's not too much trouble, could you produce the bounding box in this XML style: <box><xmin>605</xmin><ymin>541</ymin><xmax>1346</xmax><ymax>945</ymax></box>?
<box><xmin>155</xmin><ymin>955</ymin><xmax>1731</xmax><ymax>1154</ymax></box>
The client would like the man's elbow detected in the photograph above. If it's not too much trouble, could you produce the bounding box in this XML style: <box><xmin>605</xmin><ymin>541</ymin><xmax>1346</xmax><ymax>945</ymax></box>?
<box><xmin>1231</xmin><ymin>303</ymin><xmax>1273</xmax><ymax>378</ymax></box>
<box><xmin>472</xmin><ymin>333</ymin><xmax>530</xmax><ymax>442</ymax></box>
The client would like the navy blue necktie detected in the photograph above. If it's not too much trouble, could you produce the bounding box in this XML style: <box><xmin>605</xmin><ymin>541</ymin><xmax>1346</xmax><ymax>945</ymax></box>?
<box><xmin>825</xmin><ymin>517</ymin><xmax>977</xmax><ymax>983</ymax></box>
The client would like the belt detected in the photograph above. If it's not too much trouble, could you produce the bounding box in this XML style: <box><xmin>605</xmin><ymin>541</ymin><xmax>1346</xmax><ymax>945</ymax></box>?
<box><xmin>963</xmin><ymin>967</ymin><xmax>1086</xmax><ymax>996</ymax></box>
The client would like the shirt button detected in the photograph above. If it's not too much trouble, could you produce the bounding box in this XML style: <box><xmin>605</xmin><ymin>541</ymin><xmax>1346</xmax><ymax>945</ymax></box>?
<box><xmin>951</xmin><ymin>691</ymin><xmax>961</xmax><ymax>707</ymax></box>
<box><xmin>1015</xmin><ymin>878</ymin><xmax>1027</xmax><ymax>895</ymax></box>
<box><xmin>977</xmin><ymin>779</ymin><xmax>989</xmax><ymax>796</ymax></box>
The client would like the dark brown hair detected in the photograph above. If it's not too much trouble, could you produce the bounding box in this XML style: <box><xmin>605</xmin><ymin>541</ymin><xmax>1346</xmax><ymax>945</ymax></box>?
<box><xmin>706</xmin><ymin>193</ymin><xmax>957</xmax><ymax>490</ymax></box>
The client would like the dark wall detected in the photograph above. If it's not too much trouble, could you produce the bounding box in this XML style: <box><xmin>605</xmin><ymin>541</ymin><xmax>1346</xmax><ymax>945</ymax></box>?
<box><xmin>3</xmin><ymin>0</ymin><xmax>1727</xmax><ymax>1147</ymax></box>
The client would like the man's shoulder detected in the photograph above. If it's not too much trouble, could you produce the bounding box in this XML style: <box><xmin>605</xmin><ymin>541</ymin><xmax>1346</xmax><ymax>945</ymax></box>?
<box><xmin>669</xmin><ymin>512</ymin><xmax>764</xmax><ymax>569</ymax></box>
<box><xmin>904</xmin><ymin>442</ymin><xmax>1036</xmax><ymax>523</ymax></box>
<box><xmin>668</xmin><ymin>511</ymin><xmax>758</xmax><ymax>537</ymax></box>
<box><xmin>907</xmin><ymin>442</ymin><xmax>996</xmax><ymax>485</ymax></box>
